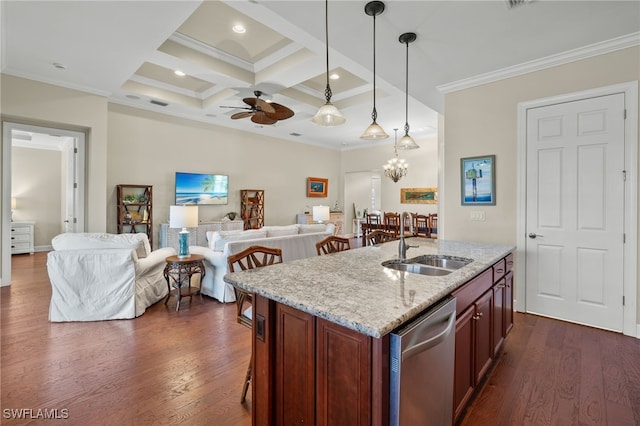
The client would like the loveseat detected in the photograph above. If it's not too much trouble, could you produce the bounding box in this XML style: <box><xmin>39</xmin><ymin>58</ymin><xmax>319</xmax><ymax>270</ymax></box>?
<box><xmin>47</xmin><ymin>233</ymin><xmax>176</xmax><ymax>322</ymax></box>
<box><xmin>189</xmin><ymin>223</ymin><xmax>335</xmax><ymax>302</ymax></box>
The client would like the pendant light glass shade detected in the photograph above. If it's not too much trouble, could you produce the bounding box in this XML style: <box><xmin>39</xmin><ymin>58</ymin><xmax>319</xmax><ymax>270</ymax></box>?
<box><xmin>361</xmin><ymin>1</ymin><xmax>388</xmax><ymax>140</ymax></box>
<box><xmin>313</xmin><ymin>0</ymin><xmax>345</xmax><ymax>126</ymax></box>
<box><xmin>398</xmin><ymin>32</ymin><xmax>419</xmax><ymax>149</ymax></box>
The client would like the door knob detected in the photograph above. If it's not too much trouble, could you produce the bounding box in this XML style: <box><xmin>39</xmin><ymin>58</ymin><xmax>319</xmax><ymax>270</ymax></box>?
<box><xmin>528</xmin><ymin>233</ymin><xmax>544</xmax><ymax>239</ymax></box>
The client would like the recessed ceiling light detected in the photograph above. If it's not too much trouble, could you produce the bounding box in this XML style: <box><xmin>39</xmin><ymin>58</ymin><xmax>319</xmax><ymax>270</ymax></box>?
<box><xmin>52</xmin><ymin>62</ymin><xmax>66</xmax><ymax>70</ymax></box>
<box><xmin>174</xmin><ymin>70</ymin><xmax>186</xmax><ymax>77</ymax></box>
<box><xmin>126</xmin><ymin>95</ymin><xmax>140</xmax><ymax>100</ymax></box>
<box><xmin>232</xmin><ymin>24</ymin><xmax>246</xmax><ymax>34</ymax></box>
<box><xmin>329</xmin><ymin>73</ymin><xmax>340</xmax><ymax>80</ymax></box>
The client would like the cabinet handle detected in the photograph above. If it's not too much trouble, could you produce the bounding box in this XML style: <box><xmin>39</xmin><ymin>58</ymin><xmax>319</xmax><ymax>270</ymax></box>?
<box><xmin>496</xmin><ymin>268</ymin><xmax>504</xmax><ymax>274</ymax></box>
<box><xmin>472</xmin><ymin>312</ymin><xmax>484</xmax><ymax>320</ymax></box>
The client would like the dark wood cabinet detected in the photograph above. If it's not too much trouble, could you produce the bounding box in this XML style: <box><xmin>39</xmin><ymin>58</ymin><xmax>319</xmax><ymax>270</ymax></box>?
<box><xmin>452</xmin><ymin>255</ymin><xmax>514</xmax><ymax>423</ymax></box>
<box><xmin>253</xmin><ymin>295</ymin><xmax>382</xmax><ymax>426</ymax></box>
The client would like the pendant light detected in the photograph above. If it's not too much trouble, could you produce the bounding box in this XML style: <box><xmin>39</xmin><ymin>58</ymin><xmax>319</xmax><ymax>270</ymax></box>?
<box><xmin>383</xmin><ymin>128</ymin><xmax>408</xmax><ymax>182</ymax></box>
<box><xmin>361</xmin><ymin>1</ymin><xmax>389</xmax><ymax>140</ymax></box>
<box><xmin>398</xmin><ymin>32</ymin><xmax>419</xmax><ymax>149</ymax></box>
<box><xmin>312</xmin><ymin>0</ymin><xmax>346</xmax><ymax>126</ymax></box>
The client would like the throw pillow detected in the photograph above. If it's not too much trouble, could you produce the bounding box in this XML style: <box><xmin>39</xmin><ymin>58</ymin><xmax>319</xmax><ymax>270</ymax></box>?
<box><xmin>298</xmin><ymin>224</ymin><xmax>327</xmax><ymax>234</ymax></box>
<box><xmin>211</xmin><ymin>229</ymin><xmax>268</xmax><ymax>251</ymax></box>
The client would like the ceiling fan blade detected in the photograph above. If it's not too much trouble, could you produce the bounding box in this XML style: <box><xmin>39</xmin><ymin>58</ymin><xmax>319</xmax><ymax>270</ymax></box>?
<box><xmin>251</xmin><ymin>112</ymin><xmax>278</xmax><ymax>125</ymax></box>
<box><xmin>265</xmin><ymin>103</ymin><xmax>295</xmax><ymax>121</ymax></box>
<box><xmin>220</xmin><ymin>105</ymin><xmax>252</xmax><ymax>110</ymax></box>
<box><xmin>243</xmin><ymin>97</ymin><xmax>276</xmax><ymax>114</ymax></box>
<box><xmin>231</xmin><ymin>111</ymin><xmax>254</xmax><ymax>120</ymax></box>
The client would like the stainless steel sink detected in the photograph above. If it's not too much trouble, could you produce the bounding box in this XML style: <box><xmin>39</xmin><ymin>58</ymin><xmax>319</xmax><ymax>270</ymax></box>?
<box><xmin>411</xmin><ymin>255</ymin><xmax>473</xmax><ymax>270</ymax></box>
<box><xmin>382</xmin><ymin>255</ymin><xmax>473</xmax><ymax>276</ymax></box>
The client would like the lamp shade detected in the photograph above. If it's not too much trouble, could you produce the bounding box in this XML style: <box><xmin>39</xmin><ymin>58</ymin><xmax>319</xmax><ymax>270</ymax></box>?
<box><xmin>360</xmin><ymin>122</ymin><xmax>389</xmax><ymax>140</ymax></box>
<box><xmin>169</xmin><ymin>205</ymin><xmax>198</xmax><ymax>229</ymax></box>
<box><xmin>312</xmin><ymin>205</ymin><xmax>330</xmax><ymax>223</ymax></box>
<box><xmin>398</xmin><ymin>134</ymin><xmax>420</xmax><ymax>150</ymax></box>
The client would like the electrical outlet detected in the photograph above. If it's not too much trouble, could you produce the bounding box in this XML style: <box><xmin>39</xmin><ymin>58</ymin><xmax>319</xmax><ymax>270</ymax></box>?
<box><xmin>470</xmin><ymin>211</ymin><xmax>486</xmax><ymax>221</ymax></box>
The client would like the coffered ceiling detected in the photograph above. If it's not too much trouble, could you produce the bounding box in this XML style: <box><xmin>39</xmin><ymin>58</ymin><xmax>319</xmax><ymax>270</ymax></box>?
<box><xmin>2</xmin><ymin>1</ymin><xmax>639</xmax><ymax>150</ymax></box>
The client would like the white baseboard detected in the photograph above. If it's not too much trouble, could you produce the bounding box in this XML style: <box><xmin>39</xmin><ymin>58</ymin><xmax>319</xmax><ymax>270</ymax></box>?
<box><xmin>35</xmin><ymin>245</ymin><xmax>52</xmax><ymax>252</ymax></box>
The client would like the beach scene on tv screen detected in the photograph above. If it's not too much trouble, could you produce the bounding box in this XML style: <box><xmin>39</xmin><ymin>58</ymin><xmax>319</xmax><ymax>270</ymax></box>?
<box><xmin>176</xmin><ymin>172</ymin><xmax>228</xmax><ymax>205</ymax></box>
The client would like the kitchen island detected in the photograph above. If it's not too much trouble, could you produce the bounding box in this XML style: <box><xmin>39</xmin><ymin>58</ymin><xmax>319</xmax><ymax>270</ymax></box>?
<box><xmin>224</xmin><ymin>237</ymin><xmax>514</xmax><ymax>425</ymax></box>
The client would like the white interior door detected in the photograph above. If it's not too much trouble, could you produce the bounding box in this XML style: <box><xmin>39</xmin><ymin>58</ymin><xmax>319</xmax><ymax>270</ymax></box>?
<box><xmin>525</xmin><ymin>93</ymin><xmax>625</xmax><ymax>332</ymax></box>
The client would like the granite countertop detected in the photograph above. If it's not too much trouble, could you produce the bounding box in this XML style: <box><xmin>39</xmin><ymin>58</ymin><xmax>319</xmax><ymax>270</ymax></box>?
<box><xmin>223</xmin><ymin>238</ymin><xmax>514</xmax><ymax>338</ymax></box>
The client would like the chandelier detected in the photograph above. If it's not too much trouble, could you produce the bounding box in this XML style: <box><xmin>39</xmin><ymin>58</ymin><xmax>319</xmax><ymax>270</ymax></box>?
<box><xmin>383</xmin><ymin>129</ymin><xmax>408</xmax><ymax>182</ymax></box>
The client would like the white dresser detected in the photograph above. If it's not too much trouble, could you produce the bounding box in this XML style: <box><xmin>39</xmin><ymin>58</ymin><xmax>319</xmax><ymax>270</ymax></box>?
<box><xmin>11</xmin><ymin>221</ymin><xmax>35</xmax><ymax>255</ymax></box>
<box><xmin>159</xmin><ymin>220</ymin><xmax>244</xmax><ymax>251</ymax></box>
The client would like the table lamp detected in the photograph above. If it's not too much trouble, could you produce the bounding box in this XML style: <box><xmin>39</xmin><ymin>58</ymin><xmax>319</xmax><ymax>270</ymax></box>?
<box><xmin>169</xmin><ymin>205</ymin><xmax>198</xmax><ymax>258</ymax></box>
<box><xmin>312</xmin><ymin>205</ymin><xmax>330</xmax><ymax>224</ymax></box>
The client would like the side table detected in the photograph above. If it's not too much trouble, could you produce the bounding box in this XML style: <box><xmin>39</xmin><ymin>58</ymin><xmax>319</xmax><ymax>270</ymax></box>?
<box><xmin>163</xmin><ymin>254</ymin><xmax>206</xmax><ymax>311</ymax></box>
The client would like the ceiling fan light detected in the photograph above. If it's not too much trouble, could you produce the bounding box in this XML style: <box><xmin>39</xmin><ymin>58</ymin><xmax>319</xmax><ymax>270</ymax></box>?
<box><xmin>398</xmin><ymin>134</ymin><xmax>420</xmax><ymax>149</ymax></box>
<box><xmin>360</xmin><ymin>121</ymin><xmax>389</xmax><ymax>140</ymax></box>
<box><xmin>312</xmin><ymin>102</ymin><xmax>346</xmax><ymax>126</ymax></box>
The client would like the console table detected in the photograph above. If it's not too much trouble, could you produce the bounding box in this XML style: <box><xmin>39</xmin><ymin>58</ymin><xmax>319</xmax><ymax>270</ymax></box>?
<box><xmin>159</xmin><ymin>220</ymin><xmax>243</xmax><ymax>250</ymax></box>
<box><xmin>303</xmin><ymin>212</ymin><xmax>344</xmax><ymax>235</ymax></box>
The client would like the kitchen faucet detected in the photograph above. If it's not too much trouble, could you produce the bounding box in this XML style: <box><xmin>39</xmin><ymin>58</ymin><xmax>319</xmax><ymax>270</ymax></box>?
<box><xmin>398</xmin><ymin>211</ymin><xmax>418</xmax><ymax>262</ymax></box>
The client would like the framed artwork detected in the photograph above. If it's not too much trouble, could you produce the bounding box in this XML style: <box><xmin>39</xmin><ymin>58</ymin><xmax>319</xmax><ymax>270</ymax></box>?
<box><xmin>461</xmin><ymin>155</ymin><xmax>496</xmax><ymax>205</ymax></box>
<box><xmin>400</xmin><ymin>187</ymin><xmax>438</xmax><ymax>204</ymax></box>
<box><xmin>307</xmin><ymin>177</ymin><xmax>328</xmax><ymax>197</ymax></box>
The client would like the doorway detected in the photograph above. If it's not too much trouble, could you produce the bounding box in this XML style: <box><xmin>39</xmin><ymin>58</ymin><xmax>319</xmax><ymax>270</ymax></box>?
<box><xmin>1</xmin><ymin>122</ymin><xmax>85</xmax><ymax>286</ymax></box>
<box><xmin>516</xmin><ymin>82</ymin><xmax>638</xmax><ymax>337</ymax></box>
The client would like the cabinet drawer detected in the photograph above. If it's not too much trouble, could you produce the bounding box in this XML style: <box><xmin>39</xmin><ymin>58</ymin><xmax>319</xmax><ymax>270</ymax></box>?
<box><xmin>505</xmin><ymin>253</ymin><xmax>514</xmax><ymax>274</ymax></box>
<box><xmin>11</xmin><ymin>242</ymin><xmax>30</xmax><ymax>250</ymax></box>
<box><xmin>492</xmin><ymin>259</ymin><xmax>506</xmax><ymax>282</ymax></box>
<box><xmin>11</xmin><ymin>233</ymin><xmax>31</xmax><ymax>243</ymax></box>
<box><xmin>452</xmin><ymin>268</ymin><xmax>493</xmax><ymax>316</ymax></box>
<box><xmin>11</xmin><ymin>226</ymin><xmax>31</xmax><ymax>234</ymax></box>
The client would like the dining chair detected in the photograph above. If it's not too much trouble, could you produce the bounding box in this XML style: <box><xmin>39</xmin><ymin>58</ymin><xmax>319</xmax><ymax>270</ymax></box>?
<box><xmin>366</xmin><ymin>230</ymin><xmax>398</xmax><ymax>246</ymax></box>
<box><xmin>316</xmin><ymin>235</ymin><xmax>351</xmax><ymax>255</ymax></box>
<box><xmin>364</xmin><ymin>213</ymin><xmax>382</xmax><ymax>245</ymax></box>
<box><xmin>384</xmin><ymin>212</ymin><xmax>401</xmax><ymax>237</ymax></box>
<box><xmin>414</xmin><ymin>214</ymin><xmax>431</xmax><ymax>238</ymax></box>
<box><xmin>429</xmin><ymin>214</ymin><xmax>438</xmax><ymax>239</ymax></box>
<box><xmin>227</xmin><ymin>245</ymin><xmax>283</xmax><ymax>403</ymax></box>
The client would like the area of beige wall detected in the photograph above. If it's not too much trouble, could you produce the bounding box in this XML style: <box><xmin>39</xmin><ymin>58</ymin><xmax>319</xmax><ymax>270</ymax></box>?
<box><xmin>443</xmin><ymin>46</ymin><xmax>640</xmax><ymax>323</ymax></box>
<box><xmin>107</xmin><ymin>104</ymin><xmax>342</xmax><ymax>246</ymax></box>
<box><xmin>1</xmin><ymin>74</ymin><xmax>109</xmax><ymax>232</ymax></box>
<box><xmin>12</xmin><ymin>147</ymin><xmax>62</xmax><ymax>248</ymax></box>
<box><xmin>340</xmin><ymin>135</ymin><xmax>439</xmax><ymax>228</ymax></box>
<box><xmin>443</xmin><ymin>46</ymin><xmax>639</xmax><ymax>245</ymax></box>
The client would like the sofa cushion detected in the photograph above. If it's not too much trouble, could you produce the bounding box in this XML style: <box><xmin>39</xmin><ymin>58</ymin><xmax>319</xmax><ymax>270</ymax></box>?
<box><xmin>208</xmin><ymin>229</ymin><xmax>268</xmax><ymax>251</ymax></box>
<box><xmin>298</xmin><ymin>224</ymin><xmax>328</xmax><ymax>234</ymax></box>
<box><xmin>51</xmin><ymin>233</ymin><xmax>150</xmax><ymax>258</ymax></box>
<box><xmin>263</xmin><ymin>225</ymin><xmax>299</xmax><ymax>238</ymax></box>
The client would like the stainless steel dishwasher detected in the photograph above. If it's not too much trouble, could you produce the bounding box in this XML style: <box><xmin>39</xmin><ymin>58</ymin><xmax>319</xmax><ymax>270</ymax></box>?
<box><xmin>389</xmin><ymin>296</ymin><xmax>456</xmax><ymax>426</ymax></box>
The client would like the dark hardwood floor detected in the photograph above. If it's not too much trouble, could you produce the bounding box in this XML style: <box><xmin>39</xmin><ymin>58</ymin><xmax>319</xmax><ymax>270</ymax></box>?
<box><xmin>2</xmin><ymin>250</ymin><xmax>639</xmax><ymax>425</ymax></box>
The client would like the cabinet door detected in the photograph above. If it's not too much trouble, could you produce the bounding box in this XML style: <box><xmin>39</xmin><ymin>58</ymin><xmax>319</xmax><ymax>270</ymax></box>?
<box><xmin>504</xmin><ymin>271</ymin><xmax>514</xmax><ymax>335</ymax></box>
<box><xmin>474</xmin><ymin>289</ymin><xmax>493</xmax><ymax>384</ymax></box>
<box><xmin>493</xmin><ymin>279</ymin><xmax>506</xmax><ymax>356</ymax></box>
<box><xmin>453</xmin><ymin>306</ymin><xmax>475</xmax><ymax>422</ymax></box>
<box><xmin>275</xmin><ymin>303</ymin><xmax>315</xmax><ymax>424</ymax></box>
<box><xmin>316</xmin><ymin>318</ymin><xmax>371</xmax><ymax>426</ymax></box>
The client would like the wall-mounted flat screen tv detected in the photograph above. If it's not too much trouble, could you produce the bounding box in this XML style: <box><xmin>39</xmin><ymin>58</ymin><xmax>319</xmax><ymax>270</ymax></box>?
<box><xmin>175</xmin><ymin>172</ymin><xmax>229</xmax><ymax>205</ymax></box>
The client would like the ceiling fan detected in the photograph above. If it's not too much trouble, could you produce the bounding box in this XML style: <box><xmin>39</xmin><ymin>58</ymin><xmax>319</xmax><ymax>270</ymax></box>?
<box><xmin>221</xmin><ymin>90</ymin><xmax>294</xmax><ymax>125</ymax></box>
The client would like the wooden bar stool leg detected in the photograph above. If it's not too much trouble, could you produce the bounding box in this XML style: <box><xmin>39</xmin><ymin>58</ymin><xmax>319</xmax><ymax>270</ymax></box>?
<box><xmin>241</xmin><ymin>355</ymin><xmax>252</xmax><ymax>403</ymax></box>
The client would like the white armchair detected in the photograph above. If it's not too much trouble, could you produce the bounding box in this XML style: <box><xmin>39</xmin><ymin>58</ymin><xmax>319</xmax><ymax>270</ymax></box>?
<box><xmin>47</xmin><ymin>233</ymin><xmax>176</xmax><ymax>322</ymax></box>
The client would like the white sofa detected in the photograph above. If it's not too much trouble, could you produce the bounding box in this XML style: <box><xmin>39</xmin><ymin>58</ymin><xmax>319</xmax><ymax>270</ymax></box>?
<box><xmin>47</xmin><ymin>233</ymin><xmax>176</xmax><ymax>322</ymax></box>
<box><xmin>189</xmin><ymin>223</ymin><xmax>335</xmax><ymax>302</ymax></box>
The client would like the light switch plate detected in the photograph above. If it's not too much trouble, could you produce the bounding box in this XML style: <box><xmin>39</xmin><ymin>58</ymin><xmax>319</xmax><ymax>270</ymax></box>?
<box><xmin>470</xmin><ymin>211</ymin><xmax>486</xmax><ymax>221</ymax></box>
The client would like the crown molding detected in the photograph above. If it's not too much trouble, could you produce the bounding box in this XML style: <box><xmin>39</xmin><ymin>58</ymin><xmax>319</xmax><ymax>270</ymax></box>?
<box><xmin>438</xmin><ymin>32</ymin><xmax>640</xmax><ymax>94</ymax></box>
